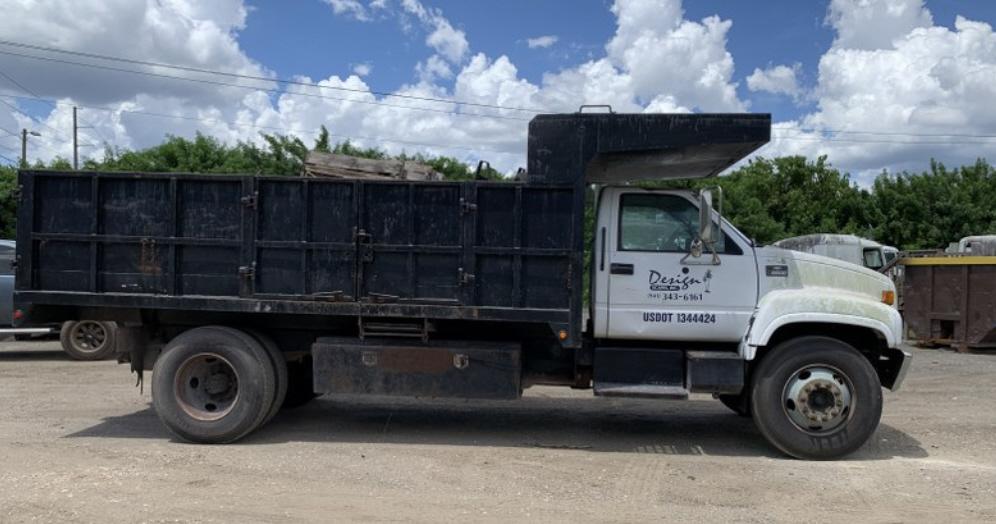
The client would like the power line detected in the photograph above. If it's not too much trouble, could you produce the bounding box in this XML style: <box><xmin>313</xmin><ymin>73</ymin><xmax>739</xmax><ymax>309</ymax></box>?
<box><xmin>0</xmin><ymin>151</ymin><xmax>17</xmax><ymax>165</ymax></box>
<box><xmin>0</xmin><ymin>68</ymin><xmax>108</xmax><ymax>145</ymax></box>
<box><xmin>774</xmin><ymin>128</ymin><xmax>996</xmax><ymax>140</ymax></box>
<box><xmin>770</xmin><ymin>134</ymin><xmax>996</xmax><ymax>146</ymax></box>
<box><xmin>0</xmin><ymin>98</ymin><xmax>62</xmax><ymax>157</ymax></box>
<box><xmin>0</xmin><ymin>49</ymin><xmax>532</xmax><ymax>122</ymax></box>
<box><xmin>0</xmin><ymin>89</ymin><xmax>81</xmax><ymax>149</ymax></box>
<box><xmin>0</xmin><ymin>93</ymin><xmax>515</xmax><ymax>155</ymax></box>
<box><xmin>5</xmin><ymin>89</ymin><xmax>993</xmax><ymax>150</ymax></box>
<box><xmin>5</xmin><ymin>39</ymin><xmax>996</xmax><ymax>143</ymax></box>
<box><xmin>0</xmin><ymin>39</ymin><xmax>546</xmax><ymax>114</ymax></box>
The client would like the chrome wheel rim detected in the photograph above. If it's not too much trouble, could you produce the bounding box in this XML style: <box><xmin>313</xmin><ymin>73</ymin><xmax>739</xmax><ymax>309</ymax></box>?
<box><xmin>782</xmin><ymin>364</ymin><xmax>854</xmax><ymax>434</ymax></box>
<box><xmin>174</xmin><ymin>353</ymin><xmax>240</xmax><ymax>421</ymax></box>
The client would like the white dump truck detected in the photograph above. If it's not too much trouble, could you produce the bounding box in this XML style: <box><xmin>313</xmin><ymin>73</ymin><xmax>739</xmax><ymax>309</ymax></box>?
<box><xmin>15</xmin><ymin>112</ymin><xmax>910</xmax><ymax>459</ymax></box>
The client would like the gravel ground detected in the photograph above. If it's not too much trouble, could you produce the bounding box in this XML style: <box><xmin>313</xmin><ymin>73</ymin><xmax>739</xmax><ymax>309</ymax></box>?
<box><xmin>0</xmin><ymin>340</ymin><xmax>994</xmax><ymax>523</ymax></box>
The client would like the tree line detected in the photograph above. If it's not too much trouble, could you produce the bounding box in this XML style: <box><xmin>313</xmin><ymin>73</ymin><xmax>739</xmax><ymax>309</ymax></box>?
<box><xmin>0</xmin><ymin>127</ymin><xmax>993</xmax><ymax>250</ymax></box>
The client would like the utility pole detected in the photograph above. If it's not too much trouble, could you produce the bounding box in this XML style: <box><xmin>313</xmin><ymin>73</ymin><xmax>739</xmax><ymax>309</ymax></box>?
<box><xmin>20</xmin><ymin>129</ymin><xmax>40</xmax><ymax>167</ymax></box>
<box><xmin>73</xmin><ymin>106</ymin><xmax>78</xmax><ymax>170</ymax></box>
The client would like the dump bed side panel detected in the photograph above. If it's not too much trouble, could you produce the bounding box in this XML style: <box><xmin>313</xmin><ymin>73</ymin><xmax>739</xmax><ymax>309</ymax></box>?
<box><xmin>16</xmin><ymin>171</ymin><xmax>579</xmax><ymax>338</ymax></box>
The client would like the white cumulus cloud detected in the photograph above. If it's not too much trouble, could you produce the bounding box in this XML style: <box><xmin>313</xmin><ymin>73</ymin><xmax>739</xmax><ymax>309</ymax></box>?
<box><xmin>766</xmin><ymin>3</ymin><xmax>996</xmax><ymax>184</ymax></box>
<box><xmin>400</xmin><ymin>0</ymin><xmax>469</xmax><ymax>64</ymax></box>
<box><xmin>746</xmin><ymin>64</ymin><xmax>802</xmax><ymax>99</ymax></box>
<box><xmin>826</xmin><ymin>0</ymin><xmax>933</xmax><ymax>50</ymax></box>
<box><xmin>322</xmin><ymin>0</ymin><xmax>387</xmax><ymax>22</ymax></box>
<box><xmin>352</xmin><ymin>62</ymin><xmax>373</xmax><ymax>77</ymax></box>
<box><xmin>526</xmin><ymin>35</ymin><xmax>558</xmax><ymax>49</ymax></box>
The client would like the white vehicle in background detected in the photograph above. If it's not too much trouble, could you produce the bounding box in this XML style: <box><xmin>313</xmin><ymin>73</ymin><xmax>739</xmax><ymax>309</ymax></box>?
<box><xmin>955</xmin><ymin>235</ymin><xmax>996</xmax><ymax>255</ymax></box>
<box><xmin>882</xmin><ymin>245</ymin><xmax>899</xmax><ymax>265</ymax></box>
<box><xmin>774</xmin><ymin>234</ymin><xmax>890</xmax><ymax>271</ymax></box>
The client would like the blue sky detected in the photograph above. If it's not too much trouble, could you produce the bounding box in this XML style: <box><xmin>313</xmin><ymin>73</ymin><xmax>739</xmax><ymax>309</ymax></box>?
<box><xmin>2</xmin><ymin>0</ymin><xmax>996</xmax><ymax>183</ymax></box>
<box><xmin>238</xmin><ymin>0</ymin><xmax>996</xmax><ymax>128</ymax></box>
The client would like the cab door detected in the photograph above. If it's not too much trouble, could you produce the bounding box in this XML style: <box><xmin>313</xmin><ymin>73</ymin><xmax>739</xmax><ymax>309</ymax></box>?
<box><xmin>600</xmin><ymin>188</ymin><xmax>757</xmax><ymax>342</ymax></box>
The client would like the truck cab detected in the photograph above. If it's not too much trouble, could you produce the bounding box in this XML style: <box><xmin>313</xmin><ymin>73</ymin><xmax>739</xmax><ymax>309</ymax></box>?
<box><xmin>585</xmin><ymin>183</ymin><xmax>909</xmax><ymax>458</ymax></box>
<box><xmin>774</xmin><ymin>234</ymin><xmax>890</xmax><ymax>271</ymax></box>
<box><xmin>592</xmin><ymin>188</ymin><xmax>903</xmax><ymax>353</ymax></box>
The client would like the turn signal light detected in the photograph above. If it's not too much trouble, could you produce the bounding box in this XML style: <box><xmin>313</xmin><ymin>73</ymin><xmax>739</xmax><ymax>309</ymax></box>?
<box><xmin>558</xmin><ymin>330</ymin><xmax>568</xmax><ymax>341</ymax></box>
<box><xmin>881</xmin><ymin>290</ymin><xmax>895</xmax><ymax>306</ymax></box>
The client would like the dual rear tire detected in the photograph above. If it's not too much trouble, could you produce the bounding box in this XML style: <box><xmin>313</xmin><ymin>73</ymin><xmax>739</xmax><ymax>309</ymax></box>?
<box><xmin>152</xmin><ymin>326</ymin><xmax>300</xmax><ymax>444</ymax></box>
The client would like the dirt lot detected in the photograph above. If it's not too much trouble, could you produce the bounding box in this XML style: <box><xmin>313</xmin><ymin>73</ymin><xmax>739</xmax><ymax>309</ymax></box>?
<box><xmin>0</xmin><ymin>341</ymin><xmax>994</xmax><ymax>523</ymax></box>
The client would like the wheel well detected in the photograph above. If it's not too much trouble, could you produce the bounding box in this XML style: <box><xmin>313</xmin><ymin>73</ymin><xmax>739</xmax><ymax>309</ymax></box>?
<box><xmin>752</xmin><ymin>322</ymin><xmax>892</xmax><ymax>386</ymax></box>
<box><xmin>755</xmin><ymin>322</ymin><xmax>888</xmax><ymax>363</ymax></box>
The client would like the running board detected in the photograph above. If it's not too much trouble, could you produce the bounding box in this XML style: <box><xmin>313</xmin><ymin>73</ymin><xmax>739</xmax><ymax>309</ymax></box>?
<box><xmin>593</xmin><ymin>383</ymin><xmax>689</xmax><ymax>399</ymax></box>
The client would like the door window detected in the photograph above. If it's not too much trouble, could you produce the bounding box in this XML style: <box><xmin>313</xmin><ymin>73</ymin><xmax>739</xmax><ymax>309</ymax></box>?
<box><xmin>618</xmin><ymin>194</ymin><xmax>698</xmax><ymax>252</ymax></box>
<box><xmin>0</xmin><ymin>244</ymin><xmax>13</xmax><ymax>276</ymax></box>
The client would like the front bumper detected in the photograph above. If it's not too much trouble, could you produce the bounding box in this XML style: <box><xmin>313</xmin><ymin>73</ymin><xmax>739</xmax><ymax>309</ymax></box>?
<box><xmin>881</xmin><ymin>347</ymin><xmax>913</xmax><ymax>392</ymax></box>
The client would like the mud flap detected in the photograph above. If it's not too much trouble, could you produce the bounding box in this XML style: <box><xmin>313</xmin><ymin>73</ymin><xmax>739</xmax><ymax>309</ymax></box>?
<box><xmin>114</xmin><ymin>326</ymin><xmax>152</xmax><ymax>393</ymax></box>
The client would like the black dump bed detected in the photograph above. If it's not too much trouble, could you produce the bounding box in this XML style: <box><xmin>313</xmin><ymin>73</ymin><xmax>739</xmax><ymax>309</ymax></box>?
<box><xmin>15</xmin><ymin>113</ymin><xmax>769</xmax><ymax>345</ymax></box>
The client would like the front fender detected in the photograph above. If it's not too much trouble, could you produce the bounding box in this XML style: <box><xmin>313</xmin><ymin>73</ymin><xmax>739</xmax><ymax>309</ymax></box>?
<box><xmin>745</xmin><ymin>288</ymin><xmax>903</xmax><ymax>360</ymax></box>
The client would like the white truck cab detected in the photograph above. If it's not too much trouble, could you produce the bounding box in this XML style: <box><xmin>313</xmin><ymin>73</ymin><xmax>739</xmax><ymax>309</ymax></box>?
<box><xmin>774</xmin><ymin>234</ymin><xmax>891</xmax><ymax>271</ymax></box>
<box><xmin>593</xmin><ymin>187</ymin><xmax>904</xmax><ymax>354</ymax></box>
<box><xmin>590</xmin><ymin>185</ymin><xmax>910</xmax><ymax>459</ymax></box>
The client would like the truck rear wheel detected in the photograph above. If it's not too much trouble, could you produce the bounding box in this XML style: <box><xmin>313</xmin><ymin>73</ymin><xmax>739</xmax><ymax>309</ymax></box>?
<box><xmin>750</xmin><ymin>336</ymin><xmax>882</xmax><ymax>460</ymax></box>
<box><xmin>245</xmin><ymin>329</ymin><xmax>288</xmax><ymax>424</ymax></box>
<box><xmin>60</xmin><ymin>320</ymin><xmax>117</xmax><ymax>360</ymax></box>
<box><xmin>152</xmin><ymin>326</ymin><xmax>276</xmax><ymax>444</ymax></box>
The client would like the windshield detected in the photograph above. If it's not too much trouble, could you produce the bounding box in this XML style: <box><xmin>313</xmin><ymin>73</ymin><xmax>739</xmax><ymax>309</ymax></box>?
<box><xmin>862</xmin><ymin>248</ymin><xmax>884</xmax><ymax>269</ymax></box>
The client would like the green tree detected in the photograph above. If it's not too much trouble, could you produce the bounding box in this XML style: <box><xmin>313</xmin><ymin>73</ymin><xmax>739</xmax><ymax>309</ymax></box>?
<box><xmin>871</xmin><ymin>159</ymin><xmax>996</xmax><ymax>250</ymax></box>
<box><xmin>314</xmin><ymin>125</ymin><xmax>332</xmax><ymax>153</ymax></box>
<box><xmin>0</xmin><ymin>166</ymin><xmax>17</xmax><ymax>239</ymax></box>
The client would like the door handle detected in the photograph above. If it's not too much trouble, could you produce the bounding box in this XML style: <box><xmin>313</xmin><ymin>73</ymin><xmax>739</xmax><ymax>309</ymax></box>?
<box><xmin>609</xmin><ymin>263</ymin><xmax>634</xmax><ymax>275</ymax></box>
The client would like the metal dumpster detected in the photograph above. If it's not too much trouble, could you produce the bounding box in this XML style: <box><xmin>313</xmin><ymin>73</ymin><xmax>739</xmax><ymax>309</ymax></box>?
<box><xmin>900</xmin><ymin>256</ymin><xmax>996</xmax><ymax>351</ymax></box>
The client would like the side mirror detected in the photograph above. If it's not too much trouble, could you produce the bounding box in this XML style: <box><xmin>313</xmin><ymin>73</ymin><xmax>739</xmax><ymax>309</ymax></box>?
<box><xmin>698</xmin><ymin>189</ymin><xmax>715</xmax><ymax>244</ymax></box>
<box><xmin>682</xmin><ymin>188</ymin><xmax>722</xmax><ymax>266</ymax></box>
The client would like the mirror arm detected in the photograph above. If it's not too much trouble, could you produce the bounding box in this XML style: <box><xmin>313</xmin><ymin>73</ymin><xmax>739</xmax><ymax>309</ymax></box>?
<box><xmin>680</xmin><ymin>238</ymin><xmax>721</xmax><ymax>266</ymax></box>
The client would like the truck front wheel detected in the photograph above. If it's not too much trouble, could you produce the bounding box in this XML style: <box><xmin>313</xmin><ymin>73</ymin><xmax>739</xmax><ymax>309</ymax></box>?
<box><xmin>750</xmin><ymin>336</ymin><xmax>882</xmax><ymax>460</ymax></box>
<box><xmin>152</xmin><ymin>326</ymin><xmax>276</xmax><ymax>444</ymax></box>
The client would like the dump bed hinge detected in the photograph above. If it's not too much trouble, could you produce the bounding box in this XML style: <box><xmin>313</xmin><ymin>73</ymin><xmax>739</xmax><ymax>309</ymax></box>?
<box><xmin>459</xmin><ymin>198</ymin><xmax>477</xmax><ymax>214</ymax></box>
<box><xmin>240</xmin><ymin>191</ymin><xmax>258</xmax><ymax>208</ymax></box>
<box><xmin>458</xmin><ymin>267</ymin><xmax>475</xmax><ymax>286</ymax></box>
<box><xmin>238</xmin><ymin>264</ymin><xmax>255</xmax><ymax>279</ymax></box>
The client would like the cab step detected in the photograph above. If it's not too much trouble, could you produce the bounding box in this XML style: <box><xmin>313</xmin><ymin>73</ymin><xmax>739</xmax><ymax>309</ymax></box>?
<box><xmin>593</xmin><ymin>383</ymin><xmax>689</xmax><ymax>399</ymax></box>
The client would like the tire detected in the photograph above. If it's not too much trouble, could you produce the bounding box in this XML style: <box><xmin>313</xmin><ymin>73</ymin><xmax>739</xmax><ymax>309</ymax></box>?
<box><xmin>750</xmin><ymin>336</ymin><xmax>882</xmax><ymax>460</ymax></box>
<box><xmin>245</xmin><ymin>329</ymin><xmax>288</xmax><ymax>425</ymax></box>
<box><xmin>151</xmin><ymin>326</ymin><xmax>276</xmax><ymax>444</ymax></box>
<box><xmin>718</xmin><ymin>392</ymin><xmax>751</xmax><ymax>417</ymax></box>
<box><xmin>60</xmin><ymin>321</ymin><xmax>117</xmax><ymax>360</ymax></box>
<box><xmin>282</xmin><ymin>357</ymin><xmax>318</xmax><ymax>409</ymax></box>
